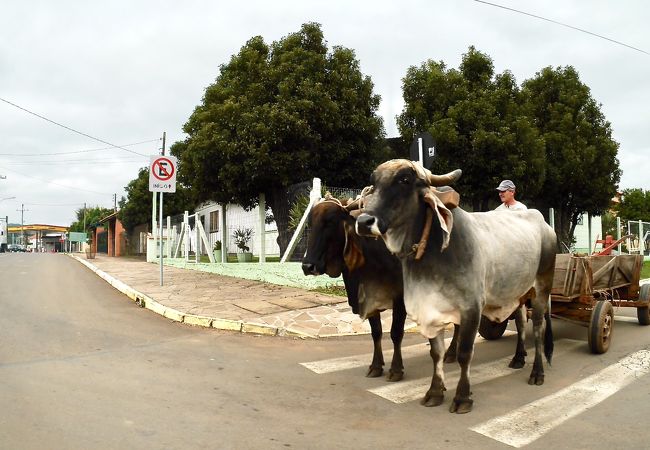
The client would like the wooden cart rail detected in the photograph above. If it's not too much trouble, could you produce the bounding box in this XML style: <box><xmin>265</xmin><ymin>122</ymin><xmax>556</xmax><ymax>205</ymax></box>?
<box><xmin>551</xmin><ymin>254</ymin><xmax>643</xmax><ymax>302</ymax></box>
<box><xmin>480</xmin><ymin>253</ymin><xmax>648</xmax><ymax>355</ymax></box>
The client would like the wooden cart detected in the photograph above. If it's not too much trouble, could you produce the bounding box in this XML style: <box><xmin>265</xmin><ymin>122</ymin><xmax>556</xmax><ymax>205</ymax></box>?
<box><xmin>551</xmin><ymin>253</ymin><xmax>649</xmax><ymax>353</ymax></box>
<box><xmin>478</xmin><ymin>253</ymin><xmax>649</xmax><ymax>354</ymax></box>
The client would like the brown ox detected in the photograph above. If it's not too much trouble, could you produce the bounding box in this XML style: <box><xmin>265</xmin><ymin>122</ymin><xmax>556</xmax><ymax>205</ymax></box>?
<box><xmin>302</xmin><ymin>196</ymin><xmax>406</xmax><ymax>381</ymax></box>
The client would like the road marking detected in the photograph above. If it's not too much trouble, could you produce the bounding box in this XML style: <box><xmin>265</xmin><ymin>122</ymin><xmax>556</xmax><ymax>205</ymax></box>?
<box><xmin>369</xmin><ymin>339</ymin><xmax>583</xmax><ymax>404</ymax></box>
<box><xmin>614</xmin><ymin>315</ymin><xmax>640</xmax><ymax>324</ymax></box>
<box><xmin>470</xmin><ymin>349</ymin><xmax>650</xmax><ymax>448</ymax></box>
<box><xmin>300</xmin><ymin>330</ymin><xmax>516</xmax><ymax>374</ymax></box>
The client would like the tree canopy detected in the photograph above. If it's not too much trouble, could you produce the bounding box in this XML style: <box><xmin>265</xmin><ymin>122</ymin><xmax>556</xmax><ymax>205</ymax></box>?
<box><xmin>68</xmin><ymin>205</ymin><xmax>114</xmax><ymax>233</ymax></box>
<box><xmin>172</xmin><ymin>22</ymin><xmax>386</xmax><ymax>253</ymax></box>
<box><xmin>522</xmin><ymin>66</ymin><xmax>621</xmax><ymax>246</ymax></box>
<box><xmin>397</xmin><ymin>47</ymin><xmax>546</xmax><ymax>212</ymax></box>
<box><xmin>398</xmin><ymin>48</ymin><xmax>621</xmax><ymax>248</ymax></box>
<box><xmin>615</xmin><ymin>189</ymin><xmax>650</xmax><ymax>222</ymax></box>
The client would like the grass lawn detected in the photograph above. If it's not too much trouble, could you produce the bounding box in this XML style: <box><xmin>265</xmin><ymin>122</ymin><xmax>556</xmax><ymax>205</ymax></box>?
<box><xmin>198</xmin><ymin>255</ymin><xmax>281</xmax><ymax>263</ymax></box>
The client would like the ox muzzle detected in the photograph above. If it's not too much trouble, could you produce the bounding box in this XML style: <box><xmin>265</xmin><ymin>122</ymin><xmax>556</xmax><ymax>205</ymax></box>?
<box><xmin>356</xmin><ymin>213</ymin><xmax>385</xmax><ymax>237</ymax></box>
<box><xmin>301</xmin><ymin>260</ymin><xmax>323</xmax><ymax>276</ymax></box>
<box><xmin>301</xmin><ymin>262</ymin><xmax>315</xmax><ymax>276</ymax></box>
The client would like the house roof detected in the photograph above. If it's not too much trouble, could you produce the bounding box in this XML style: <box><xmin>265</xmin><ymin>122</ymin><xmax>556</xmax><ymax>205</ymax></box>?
<box><xmin>98</xmin><ymin>211</ymin><xmax>119</xmax><ymax>224</ymax></box>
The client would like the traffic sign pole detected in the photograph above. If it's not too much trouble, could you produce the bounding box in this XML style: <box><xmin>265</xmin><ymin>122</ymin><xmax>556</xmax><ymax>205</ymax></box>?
<box><xmin>148</xmin><ymin>134</ymin><xmax>175</xmax><ymax>286</ymax></box>
<box><xmin>159</xmin><ymin>132</ymin><xmax>166</xmax><ymax>286</ymax></box>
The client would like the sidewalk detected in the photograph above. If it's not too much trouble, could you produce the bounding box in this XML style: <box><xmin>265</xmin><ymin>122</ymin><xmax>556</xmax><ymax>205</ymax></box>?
<box><xmin>71</xmin><ymin>254</ymin><xmax>414</xmax><ymax>339</ymax></box>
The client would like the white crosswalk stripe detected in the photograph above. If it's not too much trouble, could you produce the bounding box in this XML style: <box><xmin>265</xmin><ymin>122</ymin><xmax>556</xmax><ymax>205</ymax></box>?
<box><xmin>369</xmin><ymin>339</ymin><xmax>583</xmax><ymax>404</ymax></box>
<box><xmin>300</xmin><ymin>316</ymin><xmax>650</xmax><ymax>448</ymax></box>
<box><xmin>300</xmin><ymin>330</ymin><xmax>516</xmax><ymax>374</ymax></box>
<box><xmin>614</xmin><ymin>314</ymin><xmax>640</xmax><ymax>324</ymax></box>
<box><xmin>302</xmin><ymin>315</ymin><xmax>640</xmax><ymax>375</ymax></box>
<box><xmin>470</xmin><ymin>349</ymin><xmax>650</xmax><ymax>448</ymax></box>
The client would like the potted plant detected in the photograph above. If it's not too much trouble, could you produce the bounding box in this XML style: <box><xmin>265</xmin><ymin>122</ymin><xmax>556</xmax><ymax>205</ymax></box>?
<box><xmin>232</xmin><ymin>227</ymin><xmax>253</xmax><ymax>262</ymax></box>
<box><xmin>213</xmin><ymin>240</ymin><xmax>222</xmax><ymax>263</ymax></box>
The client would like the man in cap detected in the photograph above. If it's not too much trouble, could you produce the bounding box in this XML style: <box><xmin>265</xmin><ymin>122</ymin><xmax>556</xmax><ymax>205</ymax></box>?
<box><xmin>495</xmin><ymin>179</ymin><xmax>527</xmax><ymax>211</ymax></box>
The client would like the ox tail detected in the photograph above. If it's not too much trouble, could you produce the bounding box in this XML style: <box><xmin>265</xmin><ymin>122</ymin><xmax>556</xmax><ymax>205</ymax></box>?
<box><xmin>543</xmin><ymin>310</ymin><xmax>554</xmax><ymax>366</ymax></box>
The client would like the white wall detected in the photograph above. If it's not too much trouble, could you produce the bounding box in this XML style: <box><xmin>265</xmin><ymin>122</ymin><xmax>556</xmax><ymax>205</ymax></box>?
<box><xmin>194</xmin><ymin>201</ymin><xmax>281</xmax><ymax>256</ymax></box>
<box><xmin>573</xmin><ymin>213</ymin><xmax>602</xmax><ymax>253</ymax></box>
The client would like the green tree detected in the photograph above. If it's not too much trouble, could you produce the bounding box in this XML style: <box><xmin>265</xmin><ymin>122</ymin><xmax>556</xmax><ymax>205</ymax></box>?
<box><xmin>616</xmin><ymin>189</ymin><xmax>650</xmax><ymax>222</ymax></box>
<box><xmin>397</xmin><ymin>47</ymin><xmax>546</xmax><ymax>211</ymax></box>
<box><xmin>172</xmin><ymin>22</ymin><xmax>385</xmax><ymax>254</ymax></box>
<box><xmin>522</xmin><ymin>66</ymin><xmax>621</xmax><ymax>247</ymax></box>
<box><xmin>69</xmin><ymin>206</ymin><xmax>114</xmax><ymax>233</ymax></box>
<box><xmin>118</xmin><ymin>167</ymin><xmax>196</xmax><ymax>233</ymax></box>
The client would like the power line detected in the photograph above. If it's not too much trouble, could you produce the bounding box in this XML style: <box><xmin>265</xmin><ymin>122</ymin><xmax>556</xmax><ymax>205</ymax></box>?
<box><xmin>0</xmin><ymin>97</ymin><xmax>156</xmax><ymax>156</ymax></box>
<box><xmin>3</xmin><ymin>158</ymin><xmax>144</xmax><ymax>166</ymax></box>
<box><xmin>0</xmin><ymin>138</ymin><xmax>160</xmax><ymax>157</ymax></box>
<box><xmin>23</xmin><ymin>202</ymin><xmax>85</xmax><ymax>207</ymax></box>
<box><xmin>474</xmin><ymin>0</ymin><xmax>650</xmax><ymax>56</ymax></box>
<box><xmin>0</xmin><ymin>164</ymin><xmax>110</xmax><ymax>195</ymax></box>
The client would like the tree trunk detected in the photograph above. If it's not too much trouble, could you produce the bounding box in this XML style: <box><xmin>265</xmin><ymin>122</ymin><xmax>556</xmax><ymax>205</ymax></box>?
<box><xmin>267</xmin><ymin>186</ymin><xmax>291</xmax><ymax>257</ymax></box>
<box><xmin>556</xmin><ymin>207</ymin><xmax>578</xmax><ymax>253</ymax></box>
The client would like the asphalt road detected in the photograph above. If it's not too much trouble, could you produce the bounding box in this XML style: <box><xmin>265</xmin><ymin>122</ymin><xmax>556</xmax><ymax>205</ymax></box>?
<box><xmin>1</xmin><ymin>252</ymin><xmax>650</xmax><ymax>449</ymax></box>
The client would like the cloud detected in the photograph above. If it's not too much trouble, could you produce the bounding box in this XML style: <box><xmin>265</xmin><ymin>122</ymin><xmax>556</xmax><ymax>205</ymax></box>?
<box><xmin>0</xmin><ymin>0</ymin><xmax>648</xmax><ymax>226</ymax></box>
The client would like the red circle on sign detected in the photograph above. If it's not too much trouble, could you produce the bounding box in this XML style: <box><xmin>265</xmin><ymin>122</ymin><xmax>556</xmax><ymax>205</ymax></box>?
<box><xmin>151</xmin><ymin>157</ymin><xmax>175</xmax><ymax>181</ymax></box>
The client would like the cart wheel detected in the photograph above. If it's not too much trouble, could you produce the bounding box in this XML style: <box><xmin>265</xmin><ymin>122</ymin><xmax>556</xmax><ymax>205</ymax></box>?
<box><xmin>636</xmin><ymin>284</ymin><xmax>650</xmax><ymax>326</ymax></box>
<box><xmin>478</xmin><ymin>316</ymin><xmax>508</xmax><ymax>340</ymax></box>
<box><xmin>588</xmin><ymin>301</ymin><xmax>614</xmax><ymax>354</ymax></box>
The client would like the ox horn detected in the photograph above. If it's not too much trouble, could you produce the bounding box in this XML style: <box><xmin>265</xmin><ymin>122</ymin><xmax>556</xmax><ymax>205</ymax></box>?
<box><xmin>427</xmin><ymin>169</ymin><xmax>462</xmax><ymax>187</ymax></box>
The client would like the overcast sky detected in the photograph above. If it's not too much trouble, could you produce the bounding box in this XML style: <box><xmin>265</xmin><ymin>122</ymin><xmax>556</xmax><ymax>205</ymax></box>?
<box><xmin>1</xmin><ymin>0</ymin><xmax>647</xmax><ymax>226</ymax></box>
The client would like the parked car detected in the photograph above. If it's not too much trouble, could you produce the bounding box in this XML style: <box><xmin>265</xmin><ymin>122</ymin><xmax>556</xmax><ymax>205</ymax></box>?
<box><xmin>7</xmin><ymin>244</ymin><xmax>26</xmax><ymax>252</ymax></box>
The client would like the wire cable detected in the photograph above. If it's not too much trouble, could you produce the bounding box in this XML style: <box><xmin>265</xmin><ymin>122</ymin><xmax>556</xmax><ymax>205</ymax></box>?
<box><xmin>0</xmin><ymin>165</ymin><xmax>111</xmax><ymax>196</ymax></box>
<box><xmin>0</xmin><ymin>139</ymin><xmax>159</xmax><ymax>157</ymax></box>
<box><xmin>474</xmin><ymin>0</ymin><xmax>649</xmax><ymax>56</ymax></box>
<box><xmin>0</xmin><ymin>97</ymin><xmax>158</xmax><ymax>156</ymax></box>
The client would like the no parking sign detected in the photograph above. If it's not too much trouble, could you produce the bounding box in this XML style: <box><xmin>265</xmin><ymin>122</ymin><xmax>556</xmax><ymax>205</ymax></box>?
<box><xmin>149</xmin><ymin>155</ymin><xmax>177</xmax><ymax>193</ymax></box>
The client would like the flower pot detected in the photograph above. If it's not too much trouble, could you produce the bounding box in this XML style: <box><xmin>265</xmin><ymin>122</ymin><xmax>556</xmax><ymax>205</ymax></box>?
<box><xmin>237</xmin><ymin>252</ymin><xmax>253</xmax><ymax>262</ymax></box>
<box><xmin>213</xmin><ymin>251</ymin><xmax>222</xmax><ymax>263</ymax></box>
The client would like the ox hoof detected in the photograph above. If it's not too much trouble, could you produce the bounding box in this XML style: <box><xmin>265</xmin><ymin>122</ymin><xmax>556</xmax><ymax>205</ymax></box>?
<box><xmin>366</xmin><ymin>366</ymin><xmax>384</xmax><ymax>378</ymax></box>
<box><xmin>449</xmin><ymin>397</ymin><xmax>473</xmax><ymax>414</ymax></box>
<box><xmin>528</xmin><ymin>372</ymin><xmax>545</xmax><ymax>386</ymax></box>
<box><xmin>509</xmin><ymin>356</ymin><xmax>526</xmax><ymax>369</ymax></box>
<box><xmin>386</xmin><ymin>369</ymin><xmax>404</xmax><ymax>382</ymax></box>
<box><xmin>420</xmin><ymin>391</ymin><xmax>444</xmax><ymax>407</ymax></box>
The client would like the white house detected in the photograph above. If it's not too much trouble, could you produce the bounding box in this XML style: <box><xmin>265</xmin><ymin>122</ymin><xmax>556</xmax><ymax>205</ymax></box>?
<box><xmin>572</xmin><ymin>213</ymin><xmax>602</xmax><ymax>254</ymax></box>
<box><xmin>193</xmin><ymin>201</ymin><xmax>281</xmax><ymax>257</ymax></box>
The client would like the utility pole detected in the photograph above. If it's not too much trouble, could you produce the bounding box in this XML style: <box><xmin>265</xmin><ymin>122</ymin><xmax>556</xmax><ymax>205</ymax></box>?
<box><xmin>16</xmin><ymin>203</ymin><xmax>28</xmax><ymax>247</ymax></box>
<box><xmin>83</xmin><ymin>203</ymin><xmax>86</xmax><ymax>232</ymax></box>
<box><xmin>113</xmin><ymin>194</ymin><xmax>117</xmax><ymax>211</ymax></box>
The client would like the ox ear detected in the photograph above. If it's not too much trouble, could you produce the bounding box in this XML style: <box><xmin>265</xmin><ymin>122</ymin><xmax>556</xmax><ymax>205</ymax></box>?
<box><xmin>433</xmin><ymin>187</ymin><xmax>460</xmax><ymax>209</ymax></box>
<box><xmin>343</xmin><ymin>222</ymin><xmax>365</xmax><ymax>271</ymax></box>
<box><xmin>423</xmin><ymin>189</ymin><xmax>454</xmax><ymax>251</ymax></box>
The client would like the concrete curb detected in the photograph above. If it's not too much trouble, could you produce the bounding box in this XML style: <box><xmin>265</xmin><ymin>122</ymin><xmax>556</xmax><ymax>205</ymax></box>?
<box><xmin>69</xmin><ymin>254</ymin><xmax>305</xmax><ymax>338</ymax></box>
<box><xmin>69</xmin><ymin>254</ymin><xmax>650</xmax><ymax>339</ymax></box>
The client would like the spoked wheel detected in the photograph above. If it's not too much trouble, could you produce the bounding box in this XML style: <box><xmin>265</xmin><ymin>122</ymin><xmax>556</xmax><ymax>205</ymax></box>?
<box><xmin>588</xmin><ymin>301</ymin><xmax>614</xmax><ymax>354</ymax></box>
<box><xmin>636</xmin><ymin>284</ymin><xmax>650</xmax><ymax>325</ymax></box>
<box><xmin>478</xmin><ymin>316</ymin><xmax>508</xmax><ymax>340</ymax></box>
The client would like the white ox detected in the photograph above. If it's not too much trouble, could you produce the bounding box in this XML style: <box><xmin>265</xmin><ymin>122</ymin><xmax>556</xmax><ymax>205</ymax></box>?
<box><xmin>356</xmin><ymin>159</ymin><xmax>557</xmax><ymax>414</ymax></box>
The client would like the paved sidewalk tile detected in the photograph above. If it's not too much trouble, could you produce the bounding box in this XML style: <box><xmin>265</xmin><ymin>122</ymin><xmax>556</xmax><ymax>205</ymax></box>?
<box><xmin>71</xmin><ymin>254</ymin><xmax>414</xmax><ymax>338</ymax></box>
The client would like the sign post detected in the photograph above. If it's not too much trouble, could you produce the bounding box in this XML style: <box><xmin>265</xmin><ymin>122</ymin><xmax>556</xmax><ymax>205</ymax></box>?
<box><xmin>149</xmin><ymin>150</ymin><xmax>176</xmax><ymax>286</ymax></box>
<box><xmin>409</xmin><ymin>131</ymin><xmax>436</xmax><ymax>169</ymax></box>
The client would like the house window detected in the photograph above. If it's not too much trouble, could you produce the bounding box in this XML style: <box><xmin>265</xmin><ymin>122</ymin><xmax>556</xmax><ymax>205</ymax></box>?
<box><xmin>210</xmin><ymin>210</ymin><xmax>219</xmax><ymax>232</ymax></box>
